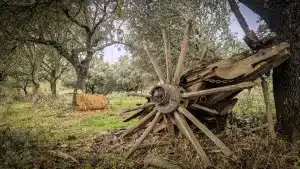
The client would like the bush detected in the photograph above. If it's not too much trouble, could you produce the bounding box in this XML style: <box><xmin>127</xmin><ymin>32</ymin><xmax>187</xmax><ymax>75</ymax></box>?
<box><xmin>0</xmin><ymin>127</ymin><xmax>40</xmax><ymax>169</ymax></box>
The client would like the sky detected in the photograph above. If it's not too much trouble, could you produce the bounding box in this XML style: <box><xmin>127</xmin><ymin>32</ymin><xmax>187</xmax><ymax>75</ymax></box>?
<box><xmin>103</xmin><ymin>3</ymin><xmax>260</xmax><ymax>64</ymax></box>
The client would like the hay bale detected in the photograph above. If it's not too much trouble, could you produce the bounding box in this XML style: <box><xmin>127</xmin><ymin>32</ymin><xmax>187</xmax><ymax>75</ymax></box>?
<box><xmin>76</xmin><ymin>93</ymin><xmax>109</xmax><ymax>111</ymax></box>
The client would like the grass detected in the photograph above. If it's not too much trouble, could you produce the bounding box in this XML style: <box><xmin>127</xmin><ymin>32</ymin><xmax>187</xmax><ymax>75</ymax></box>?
<box><xmin>0</xmin><ymin>94</ymin><xmax>146</xmax><ymax>144</ymax></box>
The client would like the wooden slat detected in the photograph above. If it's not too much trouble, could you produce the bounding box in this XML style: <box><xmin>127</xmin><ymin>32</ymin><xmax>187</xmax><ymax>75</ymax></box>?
<box><xmin>261</xmin><ymin>77</ymin><xmax>276</xmax><ymax>139</ymax></box>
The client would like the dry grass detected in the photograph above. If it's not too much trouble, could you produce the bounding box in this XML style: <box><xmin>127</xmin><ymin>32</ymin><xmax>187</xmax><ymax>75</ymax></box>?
<box><xmin>40</xmin><ymin>128</ymin><xmax>299</xmax><ymax>169</ymax></box>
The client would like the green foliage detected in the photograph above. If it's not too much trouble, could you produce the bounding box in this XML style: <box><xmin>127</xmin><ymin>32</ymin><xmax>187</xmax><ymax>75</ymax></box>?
<box><xmin>86</xmin><ymin>56</ymin><xmax>116</xmax><ymax>94</ymax></box>
<box><xmin>113</xmin><ymin>56</ymin><xmax>153</xmax><ymax>92</ymax></box>
<box><xmin>234</xmin><ymin>78</ymin><xmax>275</xmax><ymax>116</ymax></box>
<box><xmin>85</xmin><ymin>56</ymin><xmax>153</xmax><ymax>94</ymax></box>
<box><xmin>0</xmin><ymin>127</ymin><xmax>39</xmax><ymax>169</ymax></box>
<box><xmin>125</xmin><ymin>0</ymin><xmax>244</xmax><ymax>78</ymax></box>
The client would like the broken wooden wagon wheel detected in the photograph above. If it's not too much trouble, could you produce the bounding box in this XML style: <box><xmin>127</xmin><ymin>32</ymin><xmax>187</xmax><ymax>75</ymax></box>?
<box><xmin>118</xmin><ymin>20</ymin><xmax>258</xmax><ymax>167</ymax></box>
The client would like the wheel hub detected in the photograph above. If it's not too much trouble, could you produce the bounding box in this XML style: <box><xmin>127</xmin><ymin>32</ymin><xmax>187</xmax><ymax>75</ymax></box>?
<box><xmin>150</xmin><ymin>84</ymin><xmax>182</xmax><ymax>114</ymax></box>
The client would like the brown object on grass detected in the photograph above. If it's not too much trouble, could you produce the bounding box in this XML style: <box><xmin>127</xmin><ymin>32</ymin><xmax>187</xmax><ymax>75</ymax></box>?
<box><xmin>76</xmin><ymin>93</ymin><xmax>109</xmax><ymax>111</ymax></box>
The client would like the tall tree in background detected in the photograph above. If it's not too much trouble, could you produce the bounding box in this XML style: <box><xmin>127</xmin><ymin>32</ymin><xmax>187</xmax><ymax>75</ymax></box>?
<box><xmin>238</xmin><ymin>0</ymin><xmax>300</xmax><ymax>141</ymax></box>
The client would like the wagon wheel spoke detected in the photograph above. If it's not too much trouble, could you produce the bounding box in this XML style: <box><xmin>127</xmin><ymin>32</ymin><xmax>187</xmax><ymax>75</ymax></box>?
<box><xmin>144</xmin><ymin>43</ymin><xmax>165</xmax><ymax>84</ymax></box>
<box><xmin>182</xmin><ymin>82</ymin><xmax>253</xmax><ymax>98</ymax></box>
<box><xmin>178</xmin><ymin>106</ymin><xmax>237</xmax><ymax>159</ymax></box>
<box><xmin>122</xmin><ymin>107</ymin><xmax>152</xmax><ymax>122</ymax></box>
<box><xmin>172</xmin><ymin>20</ymin><xmax>192</xmax><ymax>85</ymax></box>
<box><xmin>162</xmin><ymin>28</ymin><xmax>171</xmax><ymax>84</ymax></box>
<box><xmin>174</xmin><ymin>111</ymin><xmax>212</xmax><ymax>167</ymax></box>
<box><xmin>120</xmin><ymin>102</ymin><xmax>155</xmax><ymax>114</ymax></box>
<box><xmin>164</xmin><ymin>114</ymin><xmax>175</xmax><ymax>136</ymax></box>
<box><xmin>127</xmin><ymin>92</ymin><xmax>151</xmax><ymax>98</ymax></box>
<box><xmin>121</xmin><ymin>108</ymin><xmax>157</xmax><ymax>138</ymax></box>
<box><xmin>125</xmin><ymin>111</ymin><xmax>162</xmax><ymax>159</ymax></box>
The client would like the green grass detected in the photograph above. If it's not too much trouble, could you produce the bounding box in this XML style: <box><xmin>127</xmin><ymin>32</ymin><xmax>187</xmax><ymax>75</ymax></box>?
<box><xmin>0</xmin><ymin>94</ymin><xmax>146</xmax><ymax>144</ymax></box>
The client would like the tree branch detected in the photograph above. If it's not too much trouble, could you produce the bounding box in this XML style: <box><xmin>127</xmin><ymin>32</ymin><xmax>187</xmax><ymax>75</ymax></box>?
<box><xmin>24</xmin><ymin>36</ymin><xmax>73</xmax><ymax>63</ymax></box>
<box><xmin>92</xmin><ymin>41</ymin><xmax>126</xmax><ymax>52</ymax></box>
<box><xmin>62</xmin><ymin>5</ymin><xmax>90</xmax><ymax>33</ymax></box>
<box><xmin>90</xmin><ymin>0</ymin><xmax>116</xmax><ymax>34</ymax></box>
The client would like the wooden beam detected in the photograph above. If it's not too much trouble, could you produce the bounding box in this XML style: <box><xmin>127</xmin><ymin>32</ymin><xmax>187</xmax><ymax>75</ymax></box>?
<box><xmin>261</xmin><ymin>77</ymin><xmax>276</xmax><ymax>139</ymax></box>
<box><xmin>121</xmin><ymin>108</ymin><xmax>157</xmax><ymax>138</ymax></box>
<box><xmin>125</xmin><ymin>112</ymin><xmax>162</xmax><ymax>159</ymax></box>
<box><xmin>120</xmin><ymin>102</ymin><xmax>155</xmax><ymax>114</ymax></box>
<box><xmin>172</xmin><ymin>20</ymin><xmax>192</xmax><ymax>85</ymax></box>
<box><xmin>174</xmin><ymin>111</ymin><xmax>212</xmax><ymax>167</ymax></box>
<box><xmin>228</xmin><ymin>0</ymin><xmax>250</xmax><ymax>34</ymax></box>
<box><xmin>178</xmin><ymin>107</ymin><xmax>237</xmax><ymax>160</ymax></box>
<box><xmin>182</xmin><ymin>82</ymin><xmax>253</xmax><ymax>98</ymax></box>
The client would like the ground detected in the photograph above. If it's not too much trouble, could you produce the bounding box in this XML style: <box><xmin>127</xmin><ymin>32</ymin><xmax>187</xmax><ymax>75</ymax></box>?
<box><xmin>0</xmin><ymin>92</ymin><xmax>299</xmax><ymax>169</ymax></box>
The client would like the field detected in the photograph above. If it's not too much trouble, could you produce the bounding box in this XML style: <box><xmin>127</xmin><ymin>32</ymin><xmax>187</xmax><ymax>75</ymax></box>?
<box><xmin>0</xmin><ymin>89</ymin><xmax>299</xmax><ymax>169</ymax></box>
<box><xmin>0</xmin><ymin>93</ymin><xmax>148</xmax><ymax>168</ymax></box>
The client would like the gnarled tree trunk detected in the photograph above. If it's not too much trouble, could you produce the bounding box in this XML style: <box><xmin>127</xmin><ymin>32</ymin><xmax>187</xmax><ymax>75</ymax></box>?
<box><xmin>239</xmin><ymin>0</ymin><xmax>300</xmax><ymax>141</ymax></box>
<box><xmin>32</xmin><ymin>82</ymin><xmax>40</xmax><ymax>96</ymax></box>
<box><xmin>72</xmin><ymin>55</ymin><xmax>91</xmax><ymax>105</ymax></box>
<box><xmin>50</xmin><ymin>79</ymin><xmax>57</xmax><ymax>96</ymax></box>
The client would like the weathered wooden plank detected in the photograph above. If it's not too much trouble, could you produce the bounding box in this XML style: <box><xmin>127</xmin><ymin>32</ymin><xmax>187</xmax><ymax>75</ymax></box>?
<box><xmin>261</xmin><ymin>77</ymin><xmax>276</xmax><ymax>139</ymax></box>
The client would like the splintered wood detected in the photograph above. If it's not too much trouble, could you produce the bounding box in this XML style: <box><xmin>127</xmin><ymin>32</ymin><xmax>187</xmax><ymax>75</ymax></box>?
<box><xmin>180</xmin><ymin>42</ymin><xmax>290</xmax><ymax>130</ymax></box>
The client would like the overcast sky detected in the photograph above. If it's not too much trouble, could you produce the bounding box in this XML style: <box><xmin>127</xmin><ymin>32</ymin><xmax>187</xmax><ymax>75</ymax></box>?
<box><xmin>103</xmin><ymin>3</ymin><xmax>260</xmax><ymax>63</ymax></box>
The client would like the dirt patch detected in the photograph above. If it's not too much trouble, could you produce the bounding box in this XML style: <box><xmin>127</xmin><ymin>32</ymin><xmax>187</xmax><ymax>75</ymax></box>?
<box><xmin>76</xmin><ymin>93</ymin><xmax>109</xmax><ymax>111</ymax></box>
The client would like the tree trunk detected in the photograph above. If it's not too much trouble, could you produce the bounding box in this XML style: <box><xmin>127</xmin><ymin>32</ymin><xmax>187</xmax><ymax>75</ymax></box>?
<box><xmin>22</xmin><ymin>86</ymin><xmax>28</xmax><ymax>96</ymax></box>
<box><xmin>72</xmin><ymin>62</ymin><xmax>90</xmax><ymax>105</ymax></box>
<box><xmin>239</xmin><ymin>0</ymin><xmax>300</xmax><ymax>141</ymax></box>
<box><xmin>75</xmin><ymin>72</ymin><xmax>87</xmax><ymax>92</ymax></box>
<box><xmin>32</xmin><ymin>82</ymin><xmax>39</xmax><ymax>96</ymax></box>
<box><xmin>50</xmin><ymin>79</ymin><xmax>57</xmax><ymax>96</ymax></box>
